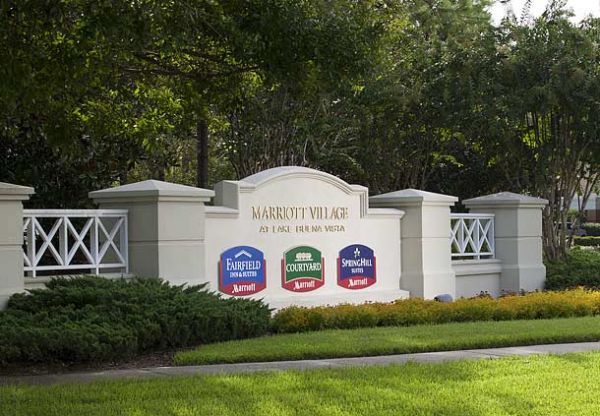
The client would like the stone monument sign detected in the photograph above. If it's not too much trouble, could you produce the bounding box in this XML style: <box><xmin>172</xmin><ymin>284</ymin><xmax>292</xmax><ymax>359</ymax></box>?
<box><xmin>204</xmin><ymin>167</ymin><xmax>409</xmax><ymax>308</ymax></box>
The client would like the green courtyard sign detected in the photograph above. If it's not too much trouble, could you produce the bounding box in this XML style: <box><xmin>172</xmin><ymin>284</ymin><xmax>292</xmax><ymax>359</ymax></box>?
<box><xmin>282</xmin><ymin>246</ymin><xmax>324</xmax><ymax>292</ymax></box>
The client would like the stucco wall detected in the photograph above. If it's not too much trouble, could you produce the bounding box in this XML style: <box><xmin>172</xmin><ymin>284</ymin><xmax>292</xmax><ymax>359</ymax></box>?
<box><xmin>453</xmin><ymin>260</ymin><xmax>503</xmax><ymax>298</ymax></box>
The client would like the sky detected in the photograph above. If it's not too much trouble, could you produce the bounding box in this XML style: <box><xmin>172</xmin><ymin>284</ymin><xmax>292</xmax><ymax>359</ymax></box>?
<box><xmin>489</xmin><ymin>0</ymin><xmax>600</xmax><ymax>24</ymax></box>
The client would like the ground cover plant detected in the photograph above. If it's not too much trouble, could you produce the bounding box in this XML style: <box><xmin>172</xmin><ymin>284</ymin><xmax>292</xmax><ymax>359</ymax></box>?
<box><xmin>545</xmin><ymin>248</ymin><xmax>600</xmax><ymax>290</ymax></box>
<box><xmin>270</xmin><ymin>289</ymin><xmax>600</xmax><ymax>333</ymax></box>
<box><xmin>175</xmin><ymin>316</ymin><xmax>600</xmax><ymax>365</ymax></box>
<box><xmin>3</xmin><ymin>352</ymin><xmax>600</xmax><ymax>416</ymax></box>
<box><xmin>0</xmin><ymin>276</ymin><xmax>270</xmax><ymax>365</ymax></box>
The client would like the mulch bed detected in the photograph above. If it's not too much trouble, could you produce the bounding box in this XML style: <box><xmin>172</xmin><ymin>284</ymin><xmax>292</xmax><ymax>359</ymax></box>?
<box><xmin>0</xmin><ymin>350</ymin><xmax>179</xmax><ymax>377</ymax></box>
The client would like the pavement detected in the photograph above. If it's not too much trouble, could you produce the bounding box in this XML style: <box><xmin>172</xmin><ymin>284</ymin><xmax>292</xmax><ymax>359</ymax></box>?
<box><xmin>2</xmin><ymin>341</ymin><xmax>600</xmax><ymax>386</ymax></box>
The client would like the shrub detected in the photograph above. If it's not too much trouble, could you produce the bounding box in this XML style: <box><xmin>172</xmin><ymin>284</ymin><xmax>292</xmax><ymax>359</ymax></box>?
<box><xmin>545</xmin><ymin>248</ymin><xmax>600</xmax><ymax>290</ymax></box>
<box><xmin>583</xmin><ymin>223</ymin><xmax>600</xmax><ymax>237</ymax></box>
<box><xmin>0</xmin><ymin>276</ymin><xmax>270</xmax><ymax>364</ymax></box>
<box><xmin>574</xmin><ymin>237</ymin><xmax>600</xmax><ymax>247</ymax></box>
<box><xmin>270</xmin><ymin>289</ymin><xmax>600</xmax><ymax>333</ymax></box>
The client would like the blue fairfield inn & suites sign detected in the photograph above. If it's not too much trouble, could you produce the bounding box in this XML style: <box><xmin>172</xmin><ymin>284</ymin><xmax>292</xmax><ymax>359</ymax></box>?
<box><xmin>337</xmin><ymin>244</ymin><xmax>376</xmax><ymax>289</ymax></box>
<box><xmin>219</xmin><ymin>246</ymin><xmax>266</xmax><ymax>296</ymax></box>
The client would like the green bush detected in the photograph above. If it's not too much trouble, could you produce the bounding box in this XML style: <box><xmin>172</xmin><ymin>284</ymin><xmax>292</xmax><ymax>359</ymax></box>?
<box><xmin>574</xmin><ymin>237</ymin><xmax>600</xmax><ymax>247</ymax></box>
<box><xmin>0</xmin><ymin>276</ymin><xmax>270</xmax><ymax>364</ymax></box>
<box><xmin>582</xmin><ymin>223</ymin><xmax>600</xmax><ymax>237</ymax></box>
<box><xmin>270</xmin><ymin>289</ymin><xmax>600</xmax><ymax>333</ymax></box>
<box><xmin>545</xmin><ymin>248</ymin><xmax>600</xmax><ymax>290</ymax></box>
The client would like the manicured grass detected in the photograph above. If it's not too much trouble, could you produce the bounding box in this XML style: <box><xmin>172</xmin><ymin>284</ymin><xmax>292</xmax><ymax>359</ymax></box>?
<box><xmin>175</xmin><ymin>316</ymin><xmax>600</xmax><ymax>365</ymax></box>
<box><xmin>3</xmin><ymin>353</ymin><xmax>600</xmax><ymax>415</ymax></box>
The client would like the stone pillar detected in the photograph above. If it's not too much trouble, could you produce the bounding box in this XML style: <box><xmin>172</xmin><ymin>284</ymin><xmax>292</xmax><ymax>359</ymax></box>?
<box><xmin>90</xmin><ymin>180</ymin><xmax>214</xmax><ymax>284</ymax></box>
<box><xmin>370</xmin><ymin>189</ymin><xmax>458</xmax><ymax>299</ymax></box>
<box><xmin>0</xmin><ymin>182</ymin><xmax>34</xmax><ymax>309</ymax></box>
<box><xmin>463</xmin><ymin>192</ymin><xmax>548</xmax><ymax>293</ymax></box>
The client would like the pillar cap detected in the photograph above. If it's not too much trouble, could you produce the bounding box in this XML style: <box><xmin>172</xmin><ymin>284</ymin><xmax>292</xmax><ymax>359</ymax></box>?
<box><xmin>0</xmin><ymin>182</ymin><xmax>35</xmax><ymax>201</ymax></box>
<box><xmin>463</xmin><ymin>192</ymin><xmax>548</xmax><ymax>208</ymax></box>
<box><xmin>370</xmin><ymin>189</ymin><xmax>458</xmax><ymax>207</ymax></box>
<box><xmin>89</xmin><ymin>180</ymin><xmax>214</xmax><ymax>203</ymax></box>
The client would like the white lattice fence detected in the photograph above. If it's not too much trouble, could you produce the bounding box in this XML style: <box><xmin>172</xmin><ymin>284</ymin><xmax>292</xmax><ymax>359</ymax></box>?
<box><xmin>23</xmin><ymin>210</ymin><xmax>128</xmax><ymax>277</ymax></box>
<box><xmin>451</xmin><ymin>214</ymin><xmax>495</xmax><ymax>260</ymax></box>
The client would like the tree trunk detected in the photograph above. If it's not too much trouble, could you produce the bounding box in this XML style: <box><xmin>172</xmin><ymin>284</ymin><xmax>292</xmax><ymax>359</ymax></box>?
<box><xmin>157</xmin><ymin>166</ymin><xmax>165</xmax><ymax>181</ymax></box>
<box><xmin>196</xmin><ymin>118</ymin><xmax>209</xmax><ymax>188</ymax></box>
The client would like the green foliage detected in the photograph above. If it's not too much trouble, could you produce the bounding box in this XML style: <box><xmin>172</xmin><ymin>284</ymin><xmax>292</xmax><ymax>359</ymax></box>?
<box><xmin>574</xmin><ymin>237</ymin><xmax>600</xmax><ymax>247</ymax></box>
<box><xmin>2</xmin><ymin>0</ymin><xmax>599</xmax><ymax>264</ymax></box>
<box><xmin>482</xmin><ymin>9</ymin><xmax>600</xmax><ymax>260</ymax></box>
<box><xmin>271</xmin><ymin>289</ymin><xmax>600</xmax><ymax>333</ymax></box>
<box><xmin>583</xmin><ymin>223</ymin><xmax>600</xmax><ymax>237</ymax></box>
<box><xmin>0</xmin><ymin>276</ymin><xmax>270</xmax><ymax>364</ymax></box>
<box><xmin>545</xmin><ymin>248</ymin><xmax>600</xmax><ymax>290</ymax></box>
<box><xmin>1</xmin><ymin>0</ymin><xmax>383</xmax><ymax>202</ymax></box>
<box><xmin>0</xmin><ymin>130</ymin><xmax>135</xmax><ymax>208</ymax></box>
<box><xmin>317</xmin><ymin>0</ymin><xmax>498</xmax><ymax>194</ymax></box>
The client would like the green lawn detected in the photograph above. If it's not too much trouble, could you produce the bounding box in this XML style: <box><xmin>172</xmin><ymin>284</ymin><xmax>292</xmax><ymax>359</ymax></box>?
<box><xmin>3</xmin><ymin>353</ymin><xmax>600</xmax><ymax>415</ymax></box>
<box><xmin>175</xmin><ymin>316</ymin><xmax>600</xmax><ymax>365</ymax></box>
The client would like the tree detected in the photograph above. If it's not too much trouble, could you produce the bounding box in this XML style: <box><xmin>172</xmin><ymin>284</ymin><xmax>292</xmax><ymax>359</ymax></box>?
<box><xmin>1</xmin><ymin>0</ymin><xmax>386</xmax><ymax>199</ymax></box>
<box><xmin>93</xmin><ymin>0</ymin><xmax>385</xmax><ymax>187</ymax></box>
<box><xmin>476</xmin><ymin>4</ymin><xmax>600</xmax><ymax>260</ymax></box>
<box><xmin>320</xmin><ymin>0</ymin><xmax>495</xmax><ymax>194</ymax></box>
<box><xmin>0</xmin><ymin>1</ymin><xmax>197</xmax><ymax>204</ymax></box>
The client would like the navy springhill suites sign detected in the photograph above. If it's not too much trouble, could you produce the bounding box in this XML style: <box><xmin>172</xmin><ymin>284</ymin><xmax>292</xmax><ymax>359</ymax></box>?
<box><xmin>337</xmin><ymin>244</ymin><xmax>376</xmax><ymax>289</ymax></box>
<box><xmin>219</xmin><ymin>246</ymin><xmax>266</xmax><ymax>296</ymax></box>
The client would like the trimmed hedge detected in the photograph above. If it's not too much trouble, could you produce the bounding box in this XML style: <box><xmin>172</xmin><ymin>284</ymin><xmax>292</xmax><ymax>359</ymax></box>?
<box><xmin>583</xmin><ymin>223</ymin><xmax>600</xmax><ymax>237</ymax></box>
<box><xmin>574</xmin><ymin>237</ymin><xmax>600</xmax><ymax>247</ymax></box>
<box><xmin>0</xmin><ymin>276</ymin><xmax>270</xmax><ymax>364</ymax></box>
<box><xmin>270</xmin><ymin>289</ymin><xmax>600</xmax><ymax>333</ymax></box>
<box><xmin>545</xmin><ymin>248</ymin><xmax>600</xmax><ymax>290</ymax></box>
